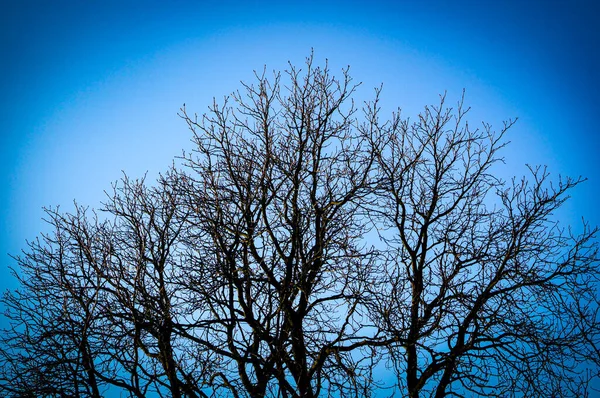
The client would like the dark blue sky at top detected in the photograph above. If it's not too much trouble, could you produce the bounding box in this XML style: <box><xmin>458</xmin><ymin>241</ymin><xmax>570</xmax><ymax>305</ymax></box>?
<box><xmin>0</xmin><ymin>0</ymin><xmax>598</xmax><ymax>300</ymax></box>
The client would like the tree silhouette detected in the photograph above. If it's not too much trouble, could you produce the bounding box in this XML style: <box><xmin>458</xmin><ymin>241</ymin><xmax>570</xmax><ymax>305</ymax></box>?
<box><xmin>2</xmin><ymin>55</ymin><xmax>599</xmax><ymax>397</ymax></box>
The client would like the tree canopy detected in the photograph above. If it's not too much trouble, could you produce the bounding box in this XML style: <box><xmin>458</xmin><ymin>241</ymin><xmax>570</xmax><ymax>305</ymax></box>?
<box><xmin>2</xmin><ymin>55</ymin><xmax>599</xmax><ymax>397</ymax></box>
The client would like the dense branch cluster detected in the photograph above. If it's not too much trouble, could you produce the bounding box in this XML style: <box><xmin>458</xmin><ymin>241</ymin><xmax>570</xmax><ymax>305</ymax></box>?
<box><xmin>1</xmin><ymin>56</ymin><xmax>599</xmax><ymax>397</ymax></box>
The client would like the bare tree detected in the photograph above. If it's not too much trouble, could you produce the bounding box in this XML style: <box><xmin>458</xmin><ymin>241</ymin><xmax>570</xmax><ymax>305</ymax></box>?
<box><xmin>1</xmin><ymin>54</ymin><xmax>598</xmax><ymax>397</ymax></box>
<box><xmin>0</xmin><ymin>206</ymin><xmax>110</xmax><ymax>397</ymax></box>
<box><xmin>174</xmin><ymin>56</ymin><xmax>385</xmax><ymax>397</ymax></box>
<box><xmin>366</xmin><ymin>97</ymin><xmax>599</xmax><ymax>397</ymax></box>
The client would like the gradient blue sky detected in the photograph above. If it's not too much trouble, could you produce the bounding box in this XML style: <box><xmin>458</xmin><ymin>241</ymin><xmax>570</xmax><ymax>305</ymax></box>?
<box><xmin>1</xmin><ymin>0</ymin><xmax>598</xmax><ymax>302</ymax></box>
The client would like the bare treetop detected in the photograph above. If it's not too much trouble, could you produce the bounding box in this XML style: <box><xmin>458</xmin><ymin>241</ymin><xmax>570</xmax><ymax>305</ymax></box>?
<box><xmin>2</xmin><ymin>54</ymin><xmax>599</xmax><ymax>398</ymax></box>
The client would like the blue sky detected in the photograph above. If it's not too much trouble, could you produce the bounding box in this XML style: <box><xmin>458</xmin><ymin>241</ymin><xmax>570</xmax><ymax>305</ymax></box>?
<box><xmin>1</xmin><ymin>0</ymin><xmax>598</xmax><ymax>304</ymax></box>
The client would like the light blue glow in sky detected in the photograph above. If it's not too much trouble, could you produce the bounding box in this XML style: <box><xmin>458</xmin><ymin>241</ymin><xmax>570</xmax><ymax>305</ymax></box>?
<box><xmin>1</xmin><ymin>0</ymin><xmax>598</xmax><ymax>302</ymax></box>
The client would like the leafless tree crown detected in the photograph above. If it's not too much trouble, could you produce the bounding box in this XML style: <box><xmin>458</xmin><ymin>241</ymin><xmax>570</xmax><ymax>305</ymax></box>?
<box><xmin>2</xmin><ymin>55</ymin><xmax>599</xmax><ymax>397</ymax></box>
